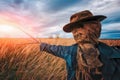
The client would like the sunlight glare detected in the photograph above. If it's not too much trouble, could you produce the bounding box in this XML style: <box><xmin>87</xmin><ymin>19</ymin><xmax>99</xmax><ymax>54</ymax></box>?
<box><xmin>0</xmin><ymin>24</ymin><xmax>17</xmax><ymax>33</ymax></box>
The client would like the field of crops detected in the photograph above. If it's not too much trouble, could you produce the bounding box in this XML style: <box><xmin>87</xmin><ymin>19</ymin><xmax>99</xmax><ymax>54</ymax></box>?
<box><xmin>0</xmin><ymin>38</ymin><xmax>120</xmax><ymax>80</ymax></box>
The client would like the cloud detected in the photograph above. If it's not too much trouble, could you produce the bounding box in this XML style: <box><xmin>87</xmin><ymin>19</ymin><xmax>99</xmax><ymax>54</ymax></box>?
<box><xmin>13</xmin><ymin>0</ymin><xmax>24</xmax><ymax>5</ymax></box>
<box><xmin>0</xmin><ymin>0</ymin><xmax>119</xmax><ymax>38</ymax></box>
<box><xmin>100</xmin><ymin>33</ymin><xmax>120</xmax><ymax>39</ymax></box>
<box><xmin>102</xmin><ymin>22</ymin><xmax>120</xmax><ymax>31</ymax></box>
<box><xmin>101</xmin><ymin>22</ymin><xmax>120</xmax><ymax>39</ymax></box>
<box><xmin>42</xmin><ymin>0</ymin><xmax>81</xmax><ymax>12</ymax></box>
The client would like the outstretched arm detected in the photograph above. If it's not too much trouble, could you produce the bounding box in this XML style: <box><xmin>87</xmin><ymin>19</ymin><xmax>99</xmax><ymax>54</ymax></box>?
<box><xmin>40</xmin><ymin>42</ymin><xmax>70</xmax><ymax>59</ymax></box>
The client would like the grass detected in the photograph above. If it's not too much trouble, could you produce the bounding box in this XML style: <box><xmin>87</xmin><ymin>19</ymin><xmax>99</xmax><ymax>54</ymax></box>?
<box><xmin>0</xmin><ymin>38</ymin><xmax>119</xmax><ymax>80</ymax></box>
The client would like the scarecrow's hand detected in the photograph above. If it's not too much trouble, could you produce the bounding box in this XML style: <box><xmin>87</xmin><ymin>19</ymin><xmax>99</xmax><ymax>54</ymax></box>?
<box><xmin>40</xmin><ymin>42</ymin><xmax>70</xmax><ymax>59</ymax></box>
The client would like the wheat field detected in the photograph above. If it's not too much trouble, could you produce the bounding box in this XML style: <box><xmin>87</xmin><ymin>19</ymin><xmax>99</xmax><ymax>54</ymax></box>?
<box><xmin>0</xmin><ymin>38</ymin><xmax>120</xmax><ymax>80</ymax></box>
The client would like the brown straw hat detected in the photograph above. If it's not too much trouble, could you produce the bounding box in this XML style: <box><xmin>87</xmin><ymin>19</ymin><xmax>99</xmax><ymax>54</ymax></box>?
<box><xmin>63</xmin><ymin>10</ymin><xmax>107</xmax><ymax>32</ymax></box>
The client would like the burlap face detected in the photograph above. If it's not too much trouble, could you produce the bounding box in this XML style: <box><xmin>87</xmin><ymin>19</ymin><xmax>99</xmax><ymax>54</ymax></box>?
<box><xmin>73</xmin><ymin>21</ymin><xmax>103</xmax><ymax>80</ymax></box>
<box><xmin>72</xmin><ymin>21</ymin><xmax>101</xmax><ymax>45</ymax></box>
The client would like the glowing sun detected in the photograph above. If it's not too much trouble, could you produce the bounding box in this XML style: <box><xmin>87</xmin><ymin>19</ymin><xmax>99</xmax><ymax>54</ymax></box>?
<box><xmin>0</xmin><ymin>24</ymin><xmax>17</xmax><ymax>33</ymax></box>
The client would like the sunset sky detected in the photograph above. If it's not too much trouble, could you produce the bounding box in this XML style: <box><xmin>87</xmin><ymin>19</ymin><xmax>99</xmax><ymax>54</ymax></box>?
<box><xmin>0</xmin><ymin>0</ymin><xmax>120</xmax><ymax>39</ymax></box>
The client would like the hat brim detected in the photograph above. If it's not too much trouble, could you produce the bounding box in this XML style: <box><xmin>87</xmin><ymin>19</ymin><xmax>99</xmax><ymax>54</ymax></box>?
<box><xmin>63</xmin><ymin>15</ymin><xmax>107</xmax><ymax>33</ymax></box>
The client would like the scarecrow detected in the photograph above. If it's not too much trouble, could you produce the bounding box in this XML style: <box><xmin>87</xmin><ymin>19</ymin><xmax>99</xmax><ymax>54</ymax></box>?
<box><xmin>40</xmin><ymin>10</ymin><xmax>120</xmax><ymax>80</ymax></box>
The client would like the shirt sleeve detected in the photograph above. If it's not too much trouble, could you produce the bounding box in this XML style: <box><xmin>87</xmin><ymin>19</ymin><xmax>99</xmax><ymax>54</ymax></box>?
<box><xmin>40</xmin><ymin>42</ymin><xmax>70</xmax><ymax>59</ymax></box>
